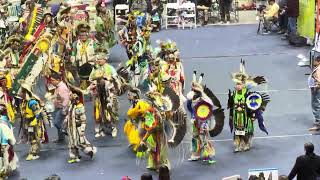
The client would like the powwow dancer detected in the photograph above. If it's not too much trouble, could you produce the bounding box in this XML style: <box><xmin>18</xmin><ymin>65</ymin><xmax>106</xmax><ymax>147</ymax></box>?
<box><xmin>186</xmin><ymin>71</ymin><xmax>224</xmax><ymax>164</ymax></box>
<box><xmin>0</xmin><ymin>70</ymin><xmax>15</xmax><ymax>124</ymax></box>
<box><xmin>123</xmin><ymin>87</ymin><xmax>142</xmax><ymax>151</ymax></box>
<box><xmin>89</xmin><ymin>48</ymin><xmax>120</xmax><ymax>138</ymax></box>
<box><xmin>18</xmin><ymin>80</ymin><xmax>50</xmax><ymax>161</ymax></box>
<box><xmin>0</xmin><ymin>103</ymin><xmax>18</xmax><ymax>179</ymax></box>
<box><xmin>71</xmin><ymin>22</ymin><xmax>97</xmax><ymax>89</ymax></box>
<box><xmin>1</xmin><ymin>35</ymin><xmax>23</xmax><ymax>76</ymax></box>
<box><xmin>228</xmin><ymin>59</ymin><xmax>270</xmax><ymax>152</ymax></box>
<box><xmin>162</xmin><ymin>52</ymin><xmax>185</xmax><ymax>102</ymax></box>
<box><xmin>65</xmin><ymin>86</ymin><xmax>97</xmax><ymax>163</ymax></box>
<box><xmin>95</xmin><ymin>0</ymin><xmax>117</xmax><ymax>50</ymax></box>
<box><xmin>128</xmin><ymin>100</ymin><xmax>171</xmax><ymax>170</ymax></box>
<box><xmin>127</xmin><ymin>84</ymin><xmax>186</xmax><ymax>171</ymax></box>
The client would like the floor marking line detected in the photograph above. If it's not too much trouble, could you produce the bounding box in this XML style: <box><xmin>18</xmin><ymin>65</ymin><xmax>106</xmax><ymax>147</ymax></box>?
<box><xmin>215</xmin><ymin>89</ymin><xmax>308</xmax><ymax>95</ymax></box>
<box><xmin>212</xmin><ymin>133</ymin><xmax>313</xmax><ymax>142</ymax></box>
<box><xmin>181</xmin><ymin>52</ymin><xmax>291</xmax><ymax>60</ymax></box>
<box><xmin>17</xmin><ymin>134</ymin><xmax>314</xmax><ymax>152</ymax></box>
<box><xmin>288</xmin><ymin>88</ymin><xmax>309</xmax><ymax>91</ymax></box>
<box><xmin>182</xmin><ymin>133</ymin><xmax>313</xmax><ymax>144</ymax></box>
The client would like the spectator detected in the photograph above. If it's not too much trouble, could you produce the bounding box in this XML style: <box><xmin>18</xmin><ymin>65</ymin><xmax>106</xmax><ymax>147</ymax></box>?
<box><xmin>258</xmin><ymin>172</ymin><xmax>266</xmax><ymax>180</ymax></box>
<box><xmin>262</xmin><ymin>0</ymin><xmax>279</xmax><ymax>34</ymax></box>
<box><xmin>141</xmin><ymin>172</ymin><xmax>153</xmax><ymax>180</ymax></box>
<box><xmin>286</xmin><ymin>0</ymin><xmax>299</xmax><ymax>37</ymax></box>
<box><xmin>288</xmin><ymin>142</ymin><xmax>320</xmax><ymax>180</ymax></box>
<box><xmin>158</xmin><ymin>165</ymin><xmax>170</xmax><ymax>180</ymax></box>
<box><xmin>308</xmin><ymin>56</ymin><xmax>320</xmax><ymax>131</ymax></box>
<box><xmin>149</xmin><ymin>0</ymin><xmax>163</xmax><ymax>31</ymax></box>
<box><xmin>248</xmin><ymin>175</ymin><xmax>258</xmax><ymax>180</ymax></box>
<box><xmin>129</xmin><ymin>0</ymin><xmax>151</xmax><ymax>13</ymax></box>
<box><xmin>196</xmin><ymin>0</ymin><xmax>211</xmax><ymax>25</ymax></box>
<box><xmin>50</xmin><ymin>72</ymin><xmax>71</xmax><ymax>143</ymax></box>
<box><xmin>219</xmin><ymin>0</ymin><xmax>232</xmax><ymax>24</ymax></box>
<box><xmin>277</xmin><ymin>0</ymin><xmax>287</xmax><ymax>34</ymax></box>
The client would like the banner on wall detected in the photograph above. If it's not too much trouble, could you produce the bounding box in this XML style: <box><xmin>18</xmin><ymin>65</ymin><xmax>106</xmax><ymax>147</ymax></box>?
<box><xmin>297</xmin><ymin>0</ymin><xmax>315</xmax><ymax>40</ymax></box>
<box><xmin>314</xmin><ymin>0</ymin><xmax>320</xmax><ymax>51</ymax></box>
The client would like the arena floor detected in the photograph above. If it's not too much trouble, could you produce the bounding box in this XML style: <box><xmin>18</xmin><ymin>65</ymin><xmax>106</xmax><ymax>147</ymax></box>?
<box><xmin>9</xmin><ymin>24</ymin><xmax>317</xmax><ymax>180</ymax></box>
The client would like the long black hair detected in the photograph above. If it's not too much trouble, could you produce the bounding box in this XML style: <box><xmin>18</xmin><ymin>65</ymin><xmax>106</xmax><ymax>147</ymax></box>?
<box><xmin>158</xmin><ymin>165</ymin><xmax>170</xmax><ymax>180</ymax></box>
<box><xmin>141</xmin><ymin>172</ymin><xmax>153</xmax><ymax>180</ymax></box>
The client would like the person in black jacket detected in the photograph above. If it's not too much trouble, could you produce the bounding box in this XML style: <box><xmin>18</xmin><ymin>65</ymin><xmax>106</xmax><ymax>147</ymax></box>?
<box><xmin>286</xmin><ymin>0</ymin><xmax>299</xmax><ymax>36</ymax></box>
<box><xmin>278</xmin><ymin>0</ymin><xmax>287</xmax><ymax>34</ymax></box>
<box><xmin>288</xmin><ymin>142</ymin><xmax>320</xmax><ymax>180</ymax></box>
<box><xmin>141</xmin><ymin>172</ymin><xmax>153</xmax><ymax>180</ymax></box>
<box><xmin>219</xmin><ymin>0</ymin><xmax>232</xmax><ymax>24</ymax></box>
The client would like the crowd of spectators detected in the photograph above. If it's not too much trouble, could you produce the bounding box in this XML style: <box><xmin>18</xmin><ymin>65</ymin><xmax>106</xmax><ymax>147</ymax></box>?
<box><xmin>261</xmin><ymin>0</ymin><xmax>301</xmax><ymax>45</ymax></box>
<box><xmin>113</xmin><ymin>0</ymin><xmax>234</xmax><ymax>27</ymax></box>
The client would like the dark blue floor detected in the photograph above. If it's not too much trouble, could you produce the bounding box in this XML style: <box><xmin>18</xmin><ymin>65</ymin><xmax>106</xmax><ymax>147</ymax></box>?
<box><xmin>9</xmin><ymin>24</ymin><xmax>317</xmax><ymax>180</ymax></box>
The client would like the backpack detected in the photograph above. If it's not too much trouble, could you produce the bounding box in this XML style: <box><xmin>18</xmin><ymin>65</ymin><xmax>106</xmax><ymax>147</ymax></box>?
<box><xmin>289</xmin><ymin>34</ymin><xmax>307</xmax><ymax>47</ymax></box>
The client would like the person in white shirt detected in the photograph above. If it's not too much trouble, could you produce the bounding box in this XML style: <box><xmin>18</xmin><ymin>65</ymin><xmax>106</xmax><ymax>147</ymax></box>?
<box><xmin>309</xmin><ymin>56</ymin><xmax>320</xmax><ymax>131</ymax></box>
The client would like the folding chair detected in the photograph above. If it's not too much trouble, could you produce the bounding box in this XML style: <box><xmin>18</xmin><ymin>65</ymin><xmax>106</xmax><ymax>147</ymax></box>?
<box><xmin>165</xmin><ymin>3</ymin><xmax>180</xmax><ymax>29</ymax></box>
<box><xmin>115</xmin><ymin>4</ymin><xmax>129</xmax><ymax>31</ymax></box>
<box><xmin>180</xmin><ymin>2</ymin><xmax>196</xmax><ymax>29</ymax></box>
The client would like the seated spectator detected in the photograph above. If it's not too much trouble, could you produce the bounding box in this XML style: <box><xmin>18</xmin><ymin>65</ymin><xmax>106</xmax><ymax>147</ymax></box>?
<box><xmin>141</xmin><ymin>172</ymin><xmax>153</xmax><ymax>180</ymax></box>
<box><xmin>158</xmin><ymin>165</ymin><xmax>170</xmax><ymax>180</ymax></box>
<box><xmin>288</xmin><ymin>142</ymin><xmax>320</xmax><ymax>180</ymax></box>
<box><xmin>196</xmin><ymin>0</ymin><xmax>211</xmax><ymax>25</ymax></box>
<box><xmin>262</xmin><ymin>0</ymin><xmax>279</xmax><ymax>34</ymax></box>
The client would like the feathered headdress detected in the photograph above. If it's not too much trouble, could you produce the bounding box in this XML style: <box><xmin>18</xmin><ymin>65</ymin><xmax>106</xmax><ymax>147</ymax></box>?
<box><xmin>190</xmin><ymin>70</ymin><xmax>204</xmax><ymax>92</ymax></box>
<box><xmin>231</xmin><ymin>59</ymin><xmax>267</xmax><ymax>86</ymax></box>
<box><xmin>231</xmin><ymin>59</ymin><xmax>249</xmax><ymax>84</ymax></box>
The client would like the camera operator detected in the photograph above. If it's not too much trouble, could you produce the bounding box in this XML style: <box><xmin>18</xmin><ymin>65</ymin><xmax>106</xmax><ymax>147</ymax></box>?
<box><xmin>262</xmin><ymin>0</ymin><xmax>279</xmax><ymax>34</ymax></box>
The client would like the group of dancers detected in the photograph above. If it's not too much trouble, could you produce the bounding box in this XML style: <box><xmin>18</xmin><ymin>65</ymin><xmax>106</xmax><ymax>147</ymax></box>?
<box><xmin>0</xmin><ymin>0</ymin><xmax>271</xmax><ymax>178</ymax></box>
